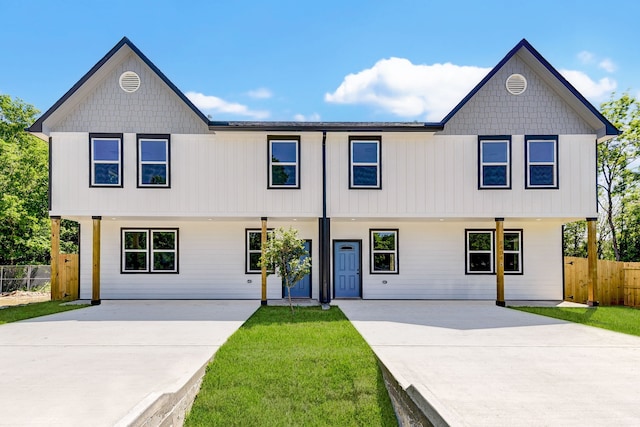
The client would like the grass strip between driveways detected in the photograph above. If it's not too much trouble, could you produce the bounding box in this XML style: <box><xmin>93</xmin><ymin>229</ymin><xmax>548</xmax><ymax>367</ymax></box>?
<box><xmin>185</xmin><ymin>306</ymin><xmax>397</xmax><ymax>427</ymax></box>
<box><xmin>0</xmin><ymin>301</ymin><xmax>88</xmax><ymax>324</ymax></box>
<box><xmin>512</xmin><ymin>306</ymin><xmax>640</xmax><ymax>337</ymax></box>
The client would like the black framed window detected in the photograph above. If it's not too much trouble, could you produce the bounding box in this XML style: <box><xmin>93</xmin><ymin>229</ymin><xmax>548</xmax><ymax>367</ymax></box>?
<box><xmin>122</xmin><ymin>228</ymin><xmax>178</xmax><ymax>273</ymax></box>
<box><xmin>466</xmin><ymin>230</ymin><xmax>494</xmax><ymax>274</ymax></box>
<box><xmin>504</xmin><ymin>230</ymin><xmax>523</xmax><ymax>274</ymax></box>
<box><xmin>350</xmin><ymin>136</ymin><xmax>381</xmax><ymax>189</ymax></box>
<box><xmin>268</xmin><ymin>136</ymin><xmax>300</xmax><ymax>188</ymax></box>
<box><xmin>525</xmin><ymin>135</ymin><xmax>558</xmax><ymax>188</ymax></box>
<box><xmin>246</xmin><ymin>229</ymin><xmax>273</xmax><ymax>273</ymax></box>
<box><xmin>370</xmin><ymin>229</ymin><xmax>398</xmax><ymax>274</ymax></box>
<box><xmin>137</xmin><ymin>134</ymin><xmax>170</xmax><ymax>187</ymax></box>
<box><xmin>479</xmin><ymin>136</ymin><xmax>511</xmax><ymax>189</ymax></box>
<box><xmin>465</xmin><ymin>229</ymin><xmax>523</xmax><ymax>274</ymax></box>
<box><xmin>90</xmin><ymin>133</ymin><xmax>123</xmax><ymax>187</ymax></box>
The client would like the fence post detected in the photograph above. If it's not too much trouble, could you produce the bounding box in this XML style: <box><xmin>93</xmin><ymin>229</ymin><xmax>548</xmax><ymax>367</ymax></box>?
<box><xmin>27</xmin><ymin>265</ymin><xmax>32</xmax><ymax>291</ymax></box>
<box><xmin>0</xmin><ymin>266</ymin><xmax>3</xmax><ymax>293</ymax></box>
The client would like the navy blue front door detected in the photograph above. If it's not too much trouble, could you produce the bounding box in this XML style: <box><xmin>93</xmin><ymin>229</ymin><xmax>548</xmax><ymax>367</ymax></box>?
<box><xmin>285</xmin><ymin>240</ymin><xmax>311</xmax><ymax>298</ymax></box>
<box><xmin>334</xmin><ymin>241</ymin><xmax>361</xmax><ymax>298</ymax></box>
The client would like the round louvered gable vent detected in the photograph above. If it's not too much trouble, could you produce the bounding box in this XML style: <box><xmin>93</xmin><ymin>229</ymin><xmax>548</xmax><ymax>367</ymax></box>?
<box><xmin>506</xmin><ymin>74</ymin><xmax>527</xmax><ymax>95</ymax></box>
<box><xmin>119</xmin><ymin>71</ymin><xmax>141</xmax><ymax>93</ymax></box>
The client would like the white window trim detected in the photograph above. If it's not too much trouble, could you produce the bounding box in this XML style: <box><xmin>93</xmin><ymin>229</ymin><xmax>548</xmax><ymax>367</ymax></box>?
<box><xmin>150</xmin><ymin>230</ymin><xmax>178</xmax><ymax>273</ymax></box>
<box><xmin>122</xmin><ymin>229</ymin><xmax>149</xmax><ymax>272</ymax></box>
<box><xmin>268</xmin><ymin>139</ymin><xmax>299</xmax><ymax>188</ymax></box>
<box><xmin>91</xmin><ymin>137</ymin><xmax>122</xmax><ymax>187</ymax></box>
<box><xmin>350</xmin><ymin>139</ymin><xmax>381</xmax><ymax>188</ymax></box>
<box><xmin>504</xmin><ymin>230</ymin><xmax>523</xmax><ymax>274</ymax></box>
<box><xmin>526</xmin><ymin>137</ymin><xmax>558</xmax><ymax>188</ymax></box>
<box><xmin>246</xmin><ymin>230</ymin><xmax>262</xmax><ymax>274</ymax></box>
<box><xmin>466</xmin><ymin>230</ymin><xmax>495</xmax><ymax>274</ymax></box>
<box><xmin>122</xmin><ymin>228</ymin><xmax>178</xmax><ymax>273</ymax></box>
<box><xmin>480</xmin><ymin>139</ymin><xmax>510</xmax><ymax>188</ymax></box>
<box><xmin>138</xmin><ymin>138</ymin><xmax>170</xmax><ymax>188</ymax></box>
<box><xmin>246</xmin><ymin>229</ymin><xmax>273</xmax><ymax>274</ymax></box>
<box><xmin>370</xmin><ymin>229</ymin><xmax>398</xmax><ymax>274</ymax></box>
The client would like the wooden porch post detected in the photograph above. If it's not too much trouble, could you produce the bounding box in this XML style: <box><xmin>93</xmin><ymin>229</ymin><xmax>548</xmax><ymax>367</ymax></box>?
<box><xmin>587</xmin><ymin>217</ymin><xmax>599</xmax><ymax>306</ymax></box>
<box><xmin>92</xmin><ymin>216</ymin><xmax>101</xmax><ymax>305</ymax></box>
<box><xmin>50</xmin><ymin>216</ymin><xmax>61</xmax><ymax>300</ymax></box>
<box><xmin>496</xmin><ymin>217</ymin><xmax>505</xmax><ymax>307</ymax></box>
<box><xmin>261</xmin><ymin>217</ymin><xmax>268</xmax><ymax>306</ymax></box>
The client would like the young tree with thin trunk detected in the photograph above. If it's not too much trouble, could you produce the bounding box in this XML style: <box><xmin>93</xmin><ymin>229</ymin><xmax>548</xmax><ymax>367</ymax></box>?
<box><xmin>260</xmin><ymin>227</ymin><xmax>311</xmax><ymax>313</ymax></box>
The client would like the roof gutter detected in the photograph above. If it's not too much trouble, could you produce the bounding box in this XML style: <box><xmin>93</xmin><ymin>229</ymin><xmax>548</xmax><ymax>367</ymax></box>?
<box><xmin>208</xmin><ymin>122</ymin><xmax>444</xmax><ymax>133</ymax></box>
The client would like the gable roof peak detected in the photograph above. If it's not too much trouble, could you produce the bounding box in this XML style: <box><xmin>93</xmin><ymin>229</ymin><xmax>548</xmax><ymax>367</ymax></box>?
<box><xmin>440</xmin><ymin>38</ymin><xmax>619</xmax><ymax>139</ymax></box>
<box><xmin>27</xmin><ymin>36</ymin><xmax>209</xmax><ymax>135</ymax></box>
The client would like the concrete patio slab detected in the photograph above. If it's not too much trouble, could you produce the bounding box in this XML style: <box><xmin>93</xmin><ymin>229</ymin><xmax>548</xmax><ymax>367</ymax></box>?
<box><xmin>0</xmin><ymin>300</ymin><xmax>258</xmax><ymax>427</ymax></box>
<box><xmin>337</xmin><ymin>300</ymin><xmax>640</xmax><ymax>427</ymax></box>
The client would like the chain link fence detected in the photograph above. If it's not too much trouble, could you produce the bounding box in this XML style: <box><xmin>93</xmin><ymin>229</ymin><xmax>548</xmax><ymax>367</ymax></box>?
<box><xmin>0</xmin><ymin>265</ymin><xmax>51</xmax><ymax>293</ymax></box>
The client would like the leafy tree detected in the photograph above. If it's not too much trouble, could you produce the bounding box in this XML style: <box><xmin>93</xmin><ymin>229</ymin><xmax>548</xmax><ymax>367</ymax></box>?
<box><xmin>0</xmin><ymin>95</ymin><xmax>49</xmax><ymax>264</ymax></box>
<box><xmin>598</xmin><ymin>93</ymin><xmax>640</xmax><ymax>261</ymax></box>
<box><xmin>563</xmin><ymin>220</ymin><xmax>588</xmax><ymax>258</ymax></box>
<box><xmin>0</xmin><ymin>95</ymin><xmax>79</xmax><ymax>264</ymax></box>
<box><xmin>260</xmin><ymin>227</ymin><xmax>311</xmax><ymax>313</ymax></box>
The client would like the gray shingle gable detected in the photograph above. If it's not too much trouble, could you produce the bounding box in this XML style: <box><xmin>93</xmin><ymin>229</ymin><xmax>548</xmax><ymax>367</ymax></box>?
<box><xmin>53</xmin><ymin>53</ymin><xmax>207</xmax><ymax>134</ymax></box>
<box><xmin>28</xmin><ymin>37</ymin><xmax>209</xmax><ymax>136</ymax></box>
<box><xmin>439</xmin><ymin>53</ymin><xmax>594</xmax><ymax>135</ymax></box>
<box><xmin>439</xmin><ymin>39</ymin><xmax>618</xmax><ymax>140</ymax></box>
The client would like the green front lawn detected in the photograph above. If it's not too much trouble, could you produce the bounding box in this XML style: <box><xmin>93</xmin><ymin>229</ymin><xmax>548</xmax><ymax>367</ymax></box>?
<box><xmin>512</xmin><ymin>306</ymin><xmax>640</xmax><ymax>337</ymax></box>
<box><xmin>185</xmin><ymin>306</ymin><xmax>397</xmax><ymax>427</ymax></box>
<box><xmin>0</xmin><ymin>301</ymin><xmax>88</xmax><ymax>325</ymax></box>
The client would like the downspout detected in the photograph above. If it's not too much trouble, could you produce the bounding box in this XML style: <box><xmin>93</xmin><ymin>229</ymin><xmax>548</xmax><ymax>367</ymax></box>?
<box><xmin>319</xmin><ymin>131</ymin><xmax>331</xmax><ymax>306</ymax></box>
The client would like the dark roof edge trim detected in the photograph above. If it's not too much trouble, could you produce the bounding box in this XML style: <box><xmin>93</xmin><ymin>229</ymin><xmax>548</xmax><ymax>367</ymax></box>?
<box><xmin>440</xmin><ymin>39</ymin><xmax>620</xmax><ymax>136</ymax></box>
<box><xmin>208</xmin><ymin>122</ymin><xmax>444</xmax><ymax>132</ymax></box>
<box><xmin>28</xmin><ymin>37</ymin><xmax>209</xmax><ymax>133</ymax></box>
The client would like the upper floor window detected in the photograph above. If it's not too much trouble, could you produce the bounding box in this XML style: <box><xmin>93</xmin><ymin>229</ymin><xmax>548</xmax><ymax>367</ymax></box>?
<box><xmin>137</xmin><ymin>134</ymin><xmax>170</xmax><ymax>188</ymax></box>
<box><xmin>525</xmin><ymin>136</ymin><xmax>558</xmax><ymax>189</ymax></box>
<box><xmin>350</xmin><ymin>137</ymin><xmax>381</xmax><ymax>189</ymax></box>
<box><xmin>90</xmin><ymin>133</ymin><xmax>122</xmax><ymax>187</ymax></box>
<box><xmin>479</xmin><ymin>136</ymin><xmax>511</xmax><ymax>189</ymax></box>
<box><xmin>268</xmin><ymin>136</ymin><xmax>300</xmax><ymax>188</ymax></box>
<box><xmin>370</xmin><ymin>229</ymin><xmax>399</xmax><ymax>274</ymax></box>
<box><xmin>121</xmin><ymin>228</ymin><xmax>178</xmax><ymax>273</ymax></box>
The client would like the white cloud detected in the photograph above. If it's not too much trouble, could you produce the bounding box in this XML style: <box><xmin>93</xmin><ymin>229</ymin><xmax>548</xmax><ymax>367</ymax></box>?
<box><xmin>598</xmin><ymin>58</ymin><xmax>616</xmax><ymax>73</ymax></box>
<box><xmin>186</xmin><ymin>91</ymin><xmax>269</xmax><ymax>119</ymax></box>
<box><xmin>559</xmin><ymin>69</ymin><xmax>617</xmax><ymax>99</ymax></box>
<box><xmin>294</xmin><ymin>113</ymin><xmax>321</xmax><ymax>122</ymax></box>
<box><xmin>578</xmin><ymin>50</ymin><xmax>594</xmax><ymax>64</ymax></box>
<box><xmin>247</xmin><ymin>88</ymin><xmax>273</xmax><ymax>99</ymax></box>
<box><xmin>325</xmin><ymin>57</ymin><xmax>490</xmax><ymax>121</ymax></box>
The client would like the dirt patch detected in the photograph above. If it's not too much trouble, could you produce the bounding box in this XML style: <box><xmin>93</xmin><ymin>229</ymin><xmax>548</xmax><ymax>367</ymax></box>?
<box><xmin>0</xmin><ymin>291</ymin><xmax>51</xmax><ymax>307</ymax></box>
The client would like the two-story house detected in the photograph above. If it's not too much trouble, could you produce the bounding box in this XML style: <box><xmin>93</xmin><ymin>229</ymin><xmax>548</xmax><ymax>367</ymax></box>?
<box><xmin>28</xmin><ymin>37</ymin><xmax>617</xmax><ymax>304</ymax></box>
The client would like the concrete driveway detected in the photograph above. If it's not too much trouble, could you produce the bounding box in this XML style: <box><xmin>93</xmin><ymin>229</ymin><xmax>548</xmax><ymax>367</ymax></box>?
<box><xmin>338</xmin><ymin>300</ymin><xmax>640</xmax><ymax>427</ymax></box>
<box><xmin>0</xmin><ymin>300</ymin><xmax>258</xmax><ymax>427</ymax></box>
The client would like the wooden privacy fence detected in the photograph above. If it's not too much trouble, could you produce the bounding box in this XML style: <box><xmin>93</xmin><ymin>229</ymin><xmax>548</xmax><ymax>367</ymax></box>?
<box><xmin>564</xmin><ymin>257</ymin><xmax>640</xmax><ymax>308</ymax></box>
<box><xmin>52</xmin><ymin>254</ymin><xmax>79</xmax><ymax>300</ymax></box>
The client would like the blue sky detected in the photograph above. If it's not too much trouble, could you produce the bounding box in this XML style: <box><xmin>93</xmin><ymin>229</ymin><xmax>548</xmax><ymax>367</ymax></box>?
<box><xmin>1</xmin><ymin>0</ymin><xmax>638</xmax><ymax>122</ymax></box>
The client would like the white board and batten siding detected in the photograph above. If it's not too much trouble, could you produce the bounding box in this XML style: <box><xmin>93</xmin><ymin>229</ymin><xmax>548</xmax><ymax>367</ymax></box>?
<box><xmin>77</xmin><ymin>218</ymin><xmax>319</xmax><ymax>300</ymax></box>
<box><xmin>326</xmin><ymin>133</ymin><xmax>597</xmax><ymax>219</ymax></box>
<box><xmin>331</xmin><ymin>219</ymin><xmax>564</xmax><ymax>300</ymax></box>
<box><xmin>50</xmin><ymin>131</ymin><xmax>323</xmax><ymax>218</ymax></box>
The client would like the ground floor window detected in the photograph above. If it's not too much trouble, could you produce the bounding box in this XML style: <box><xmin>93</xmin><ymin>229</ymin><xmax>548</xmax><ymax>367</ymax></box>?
<box><xmin>466</xmin><ymin>230</ymin><xmax>494</xmax><ymax>274</ymax></box>
<box><xmin>246</xmin><ymin>229</ymin><xmax>273</xmax><ymax>273</ymax></box>
<box><xmin>504</xmin><ymin>230</ymin><xmax>523</xmax><ymax>274</ymax></box>
<box><xmin>121</xmin><ymin>228</ymin><xmax>178</xmax><ymax>273</ymax></box>
<box><xmin>370</xmin><ymin>229</ymin><xmax>399</xmax><ymax>273</ymax></box>
<box><xmin>465</xmin><ymin>229</ymin><xmax>522</xmax><ymax>274</ymax></box>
